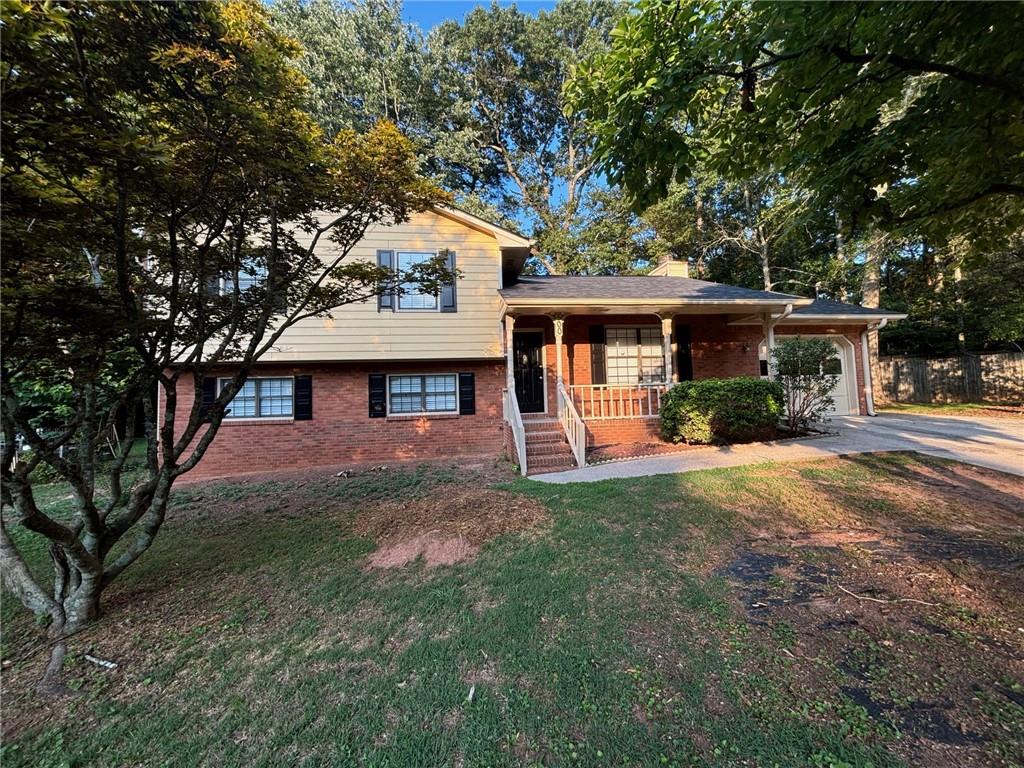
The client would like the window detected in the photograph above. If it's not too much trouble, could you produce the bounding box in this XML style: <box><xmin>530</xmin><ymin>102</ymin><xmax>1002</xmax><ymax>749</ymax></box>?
<box><xmin>396</xmin><ymin>251</ymin><xmax>438</xmax><ymax>311</ymax></box>
<box><xmin>221</xmin><ymin>265</ymin><xmax>266</xmax><ymax>295</ymax></box>
<box><xmin>388</xmin><ymin>374</ymin><xmax>458</xmax><ymax>414</ymax></box>
<box><xmin>219</xmin><ymin>377</ymin><xmax>293</xmax><ymax>419</ymax></box>
<box><xmin>605</xmin><ymin>327</ymin><xmax>665</xmax><ymax>384</ymax></box>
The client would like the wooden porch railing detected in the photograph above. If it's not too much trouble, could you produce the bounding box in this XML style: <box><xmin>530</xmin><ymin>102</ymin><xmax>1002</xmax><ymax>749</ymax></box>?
<box><xmin>557</xmin><ymin>384</ymin><xmax>586</xmax><ymax>468</ymax></box>
<box><xmin>569</xmin><ymin>383</ymin><xmax>670</xmax><ymax>421</ymax></box>
<box><xmin>502</xmin><ymin>388</ymin><xmax>528</xmax><ymax>476</ymax></box>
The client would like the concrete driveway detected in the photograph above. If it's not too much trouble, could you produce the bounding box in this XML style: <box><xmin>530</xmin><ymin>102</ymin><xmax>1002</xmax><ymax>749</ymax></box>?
<box><xmin>531</xmin><ymin>412</ymin><xmax>1024</xmax><ymax>484</ymax></box>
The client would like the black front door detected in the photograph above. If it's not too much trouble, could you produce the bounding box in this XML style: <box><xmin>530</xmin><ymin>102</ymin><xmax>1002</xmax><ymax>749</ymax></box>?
<box><xmin>513</xmin><ymin>330</ymin><xmax>546</xmax><ymax>413</ymax></box>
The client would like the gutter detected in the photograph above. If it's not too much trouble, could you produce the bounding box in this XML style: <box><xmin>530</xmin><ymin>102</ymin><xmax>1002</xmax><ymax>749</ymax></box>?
<box><xmin>860</xmin><ymin>318</ymin><xmax>888</xmax><ymax>416</ymax></box>
<box><xmin>764</xmin><ymin>303</ymin><xmax>794</xmax><ymax>378</ymax></box>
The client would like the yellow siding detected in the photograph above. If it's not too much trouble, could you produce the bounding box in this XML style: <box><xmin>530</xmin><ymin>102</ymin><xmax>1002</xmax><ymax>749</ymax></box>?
<box><xmin>261</xmin><ymin>210</ymin><xmax>504</xmax><ymax>362</ymax></box>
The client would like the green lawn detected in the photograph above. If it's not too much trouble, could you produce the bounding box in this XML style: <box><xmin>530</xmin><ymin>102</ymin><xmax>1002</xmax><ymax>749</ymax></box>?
<box><xmin>879</xmin><ymin>401</ymin><xmax>1023</xmax><ymax>417</ymax></box>
<box><xmin>2</xmin><ymin>454</ymin><xmax>1023</xmax><ymax>768</ymax></box>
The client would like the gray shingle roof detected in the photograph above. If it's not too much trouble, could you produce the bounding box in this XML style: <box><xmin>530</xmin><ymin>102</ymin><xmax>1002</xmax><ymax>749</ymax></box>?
<box><xmin>500</xmin><ymin>275</ymin><xmax>802</xmax><ymax>303</ymax></box>
<box><xmin>791</xmin><ymin>298</ymin><xmax>906</xmax><ymax>317</ymax></box>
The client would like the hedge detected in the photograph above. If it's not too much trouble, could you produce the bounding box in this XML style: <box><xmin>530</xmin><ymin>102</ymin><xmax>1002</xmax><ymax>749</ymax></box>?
<box><xmin>659</xmin><ymin>377</ymin><xmax>784</xmax><ymax>445</ymax></box>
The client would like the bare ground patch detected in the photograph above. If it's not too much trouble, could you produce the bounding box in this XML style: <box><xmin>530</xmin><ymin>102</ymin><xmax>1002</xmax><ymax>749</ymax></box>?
<box><xmin>355</xmin><ymin>486</ymin><xmax>549</xmax><ymax>569</ymax></box>
<box><xmin>685</xmin><ymin>455</ymin><xmax>1024</xmax><ymax>768</ymax></box>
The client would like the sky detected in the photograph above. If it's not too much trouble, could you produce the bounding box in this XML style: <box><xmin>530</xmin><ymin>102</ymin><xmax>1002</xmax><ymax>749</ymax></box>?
<box><xmin>401</xmin><ymin>0</ymin><xmax>557</xmax><ymax>29</ymax></box>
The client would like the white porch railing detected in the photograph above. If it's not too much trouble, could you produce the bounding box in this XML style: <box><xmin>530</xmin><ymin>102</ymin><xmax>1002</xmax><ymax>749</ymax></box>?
<box><xmin>557</xmin><ymin>384</ymin><xmax>587</xmax><ymax>468</ymax></box>
<box><xmin>502</xmin><ymin>388</ymin><xmax>528</xmax><ymax>476</ymax></box>
<box><xmin>569</xmin><ymin>383</ymin><xmax>671</xmax><ymax>421</ymax></box>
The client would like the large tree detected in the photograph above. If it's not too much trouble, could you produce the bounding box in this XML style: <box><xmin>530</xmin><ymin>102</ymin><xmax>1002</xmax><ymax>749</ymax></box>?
<box><xmin>570</xmin><ymin>1</ymin><xmax>1024</xmax><ymax>247</ymax></box>
<box><xmin>272</xmin><ymin>0</ymin><xmax>500</xmax><ymax>197</ymax></box>
<box><xmin>1</xmin><ymin>0</ymin><xmax>445</xmax><ymax>692</ymax></box>
<box><xmin>429</xmin><ymin>0</ymin><xmax>625</xmax><ymax>273</ymax></box>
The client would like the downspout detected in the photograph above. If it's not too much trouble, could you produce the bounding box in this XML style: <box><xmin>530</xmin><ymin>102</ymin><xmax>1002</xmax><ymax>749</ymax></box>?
<box><xmin>859</xmin><ymin>318</ymin><xmax>888</xmax><ymax>416</ymax></box>
<box><xmin>765</xmin><ymin>303</ymin><xmax>794</xmax><ymax>377</ymax></box>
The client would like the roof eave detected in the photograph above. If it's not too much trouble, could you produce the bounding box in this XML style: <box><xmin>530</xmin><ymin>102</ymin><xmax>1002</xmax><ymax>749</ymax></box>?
<box><xmin>730</xmin><ymin>312</ymin><xmax>908</xmax><ymax>324</ymax></box>
<box><xmin>502</xmin><ymin>297</ymin><xmax>813</xmax><ymax>308</ymax></box>
<box><xmin>431</xmin><ymin>205</ymin><xmax>533</xmax><ymax>248</ymax></box>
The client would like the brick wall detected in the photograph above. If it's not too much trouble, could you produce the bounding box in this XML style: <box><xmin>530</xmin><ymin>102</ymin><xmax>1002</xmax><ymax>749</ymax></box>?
<box><xmin>586</xmin><ymin>418</ymin><xmax>660</xmax><ymax>447</ymax></box>
<box><xmin>515</xmin><ymin>314</ymin><xmax>763</xmax><ymax>392</ymax></box>
<box><xmin>163</xmin><ymin>360</ymin><xmax>506</xmax><ymax>481</ymax></box>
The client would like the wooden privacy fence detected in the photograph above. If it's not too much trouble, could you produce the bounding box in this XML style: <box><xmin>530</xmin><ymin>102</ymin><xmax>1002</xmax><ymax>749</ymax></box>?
<box><xmin>877</xmin><ymin>352</ymin><xmax>1024</xmax><ymax>403</ymax></box>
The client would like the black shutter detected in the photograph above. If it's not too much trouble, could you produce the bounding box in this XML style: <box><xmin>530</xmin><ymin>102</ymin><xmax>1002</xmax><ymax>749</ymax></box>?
<box><xmin>589</xmin><ymin>325</ymin><xmax>606</xmax><ymax>385</ymax></box>
<box><xmin>377</xmin><ymin>250</ymin><xmax>395</xmax><ymax>311</ymax></box>
<box><xmin>368</xmin><ymin>373</ymin><xmax>387</xmax><ymax>418</ymax></box>
<box><xmin>294</xmin><ymin>375</ymin><xmax>313</xmax><ymax>420</ymax></box>
<box><xmin>674</xmin><ymin>322</ymin><xmax>693</xmax><ymax>381</ymax></box>
<box><xmin>440</xmin><ymin>250</ymin><xmax>457</xmax><ymax>312</ymax></box>
<box><xmin>199</xmin><ymin>377</ymin><xmax>217</xmax><ymax>422</ymax></box>
<box><xmin>458</xmin><ymin>372</ymin><xmax>475</xmax><ymax>415</ymax></box>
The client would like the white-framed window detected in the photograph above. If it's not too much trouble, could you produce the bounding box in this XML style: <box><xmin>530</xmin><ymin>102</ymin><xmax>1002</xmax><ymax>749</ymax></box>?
<box><xmin>221</xmin><ymin>265</ymin><xmax>267</xmax><ymax>295</ymax></box>
<box><xmin>387</xmin><ymin>373</ymin><xmax>458</xmax><ymax>415</ymax></box>
<box><xmin>396</xmin><ymin>251</ymin><xmax>439</xmax><ymax>311</ymax></box>
<box><xmin>606</xmin><ymin>326</ymin><xmax>665</xmax><ymax>385</ymax></box>
<box><xmin>219</xmin><ymin>377</ymin><xmax>293</xmax><ymax>419</ymax></box>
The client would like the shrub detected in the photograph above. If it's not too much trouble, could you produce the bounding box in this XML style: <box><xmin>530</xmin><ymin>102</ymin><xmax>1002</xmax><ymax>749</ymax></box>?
<box><xmin>660</xmin><ymin>377</ymin><xmax>784</xmax><ymax>445</ymax></box>
<box><xmin>770</xmin><ymin>337</ymin><xmax>840</xmax><ymax>431</ymax></box>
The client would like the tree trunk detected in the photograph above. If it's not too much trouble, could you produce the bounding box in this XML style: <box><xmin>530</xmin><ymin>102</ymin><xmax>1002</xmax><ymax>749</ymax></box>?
<box><xmin>835</xmin><ymin>212</ymin><xmax>849</xmax><ymax>302</ymax></box>
<box><xmin>862</xmin><ymin>230</ymin><xmax>884</xmax><ymax>395</ymax></box>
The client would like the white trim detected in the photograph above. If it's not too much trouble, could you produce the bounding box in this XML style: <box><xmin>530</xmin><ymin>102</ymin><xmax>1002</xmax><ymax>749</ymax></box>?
<box><xmin>504</xmin><ymin>297</ymin><xmax>810</xmax><ymax>308</ymax></box>
<box><xmin>512</xmin><ymin>328</ymin><xmax>548</xmax><ymax>415</ymax></box>
<box><xmin>385</xmin><ymin>372</ymin><xmax>459</xmax><ymax>417</ymax></box>
<box><xmin>604</xmin><ymin>324</ymin><xmax>666</xmax><ymax>386</ymax></box>
<box><xmin>762</xmin><ymin>334</ymin><xmax>860</xmax><ymax>416</ymax></box>
<box><xmin>432</xmin><ymin>205</ymin><xmax>532</xmax><ymax>248</ymax></box>
<box><xmin>218</xmin><ymin>375</ymin><xmax>296</xmax><ymax>419</ymax></box>
<box><xmin>733</xmin><ymin>312</ymin><xmax>906</xmax><ymax>324</ymax></box>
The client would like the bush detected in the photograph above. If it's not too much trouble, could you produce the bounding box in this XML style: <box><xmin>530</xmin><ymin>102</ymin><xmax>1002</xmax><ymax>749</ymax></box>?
<box><xmin>660</xmin><ymin>377</ymin><xmax>784</xmax><ymax>445</ymax></box>
<box><xmin>771</xmin><ymin>337</ymin><xmax>840</xmax><ymax>431</ymax></box>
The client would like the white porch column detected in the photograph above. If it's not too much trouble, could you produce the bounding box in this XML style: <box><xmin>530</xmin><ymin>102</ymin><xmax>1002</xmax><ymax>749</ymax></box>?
<box><xmin>660</xmin><ymin>315</ymin><xmax>674</xmax><ymax>383</ymax></box>
<box><xmin>504</xmin><ymin>314</ymin><xmax>516</xmax><ymax>392</ymax></box>
<box><xmin>552</xmin><ymin>315</ymin><xmax>565</xmax><ymax>413</ymax></box>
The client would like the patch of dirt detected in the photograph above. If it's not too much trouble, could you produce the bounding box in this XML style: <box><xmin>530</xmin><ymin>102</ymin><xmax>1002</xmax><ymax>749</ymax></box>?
<box><xmin>368</xmin><ymin>532</ymin><xmax>478</xmax><ymax>569</ymax></box>
<box><xmin>356</xmin><ymin>486</ymin><xmax>548</xmax><ymax>570</ymax></box>
<box><xmin>711</xmin><ymin>462</ymin><xmax>1024</xmax><ymax>767</ymax></box>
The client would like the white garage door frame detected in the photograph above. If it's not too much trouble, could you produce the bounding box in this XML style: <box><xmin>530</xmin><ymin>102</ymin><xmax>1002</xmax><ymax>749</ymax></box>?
<box><xmin>760</xmin><ymin>334</ymin><xmax>860</xmax><ymax>416</ymax></box>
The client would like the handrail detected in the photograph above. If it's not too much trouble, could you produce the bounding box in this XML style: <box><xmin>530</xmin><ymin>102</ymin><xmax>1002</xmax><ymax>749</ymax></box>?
<box><xmin>557</xmin><ymin>383</ymin><xmax>587</xmax><ymax>468</ymax></box>
<box><xmin>569</xmin><ymin>382</ymin><xmax>670</xmax><ymax>421</ymax></box>
<box><xmin>503</xmin><ymin>388</ymin><xmax>528</xmax><ymax>476</ymax></box>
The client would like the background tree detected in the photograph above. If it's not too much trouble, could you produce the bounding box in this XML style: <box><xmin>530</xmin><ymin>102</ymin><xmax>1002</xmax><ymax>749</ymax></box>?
<box><xmin>569</xmin><ymin>0</ymin><xmax>1024</xmax><ymax>352</ymax></box>
<box><xmin>1</xmin><ymin>0</ymin><xmax>445</xmax><ymax>693</ymax></box>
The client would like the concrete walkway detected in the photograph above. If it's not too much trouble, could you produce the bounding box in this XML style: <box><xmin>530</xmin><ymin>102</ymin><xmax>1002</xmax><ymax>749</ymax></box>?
<box><xmin>531</xmin><ymin>413</ymin><xmax>1024</xmax><ymax>484</ymax></box>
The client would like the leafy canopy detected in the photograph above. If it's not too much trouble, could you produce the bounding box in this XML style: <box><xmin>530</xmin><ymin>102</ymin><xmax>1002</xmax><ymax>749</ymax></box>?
<box><xmin>569</xmin><ymin>1</ymin><xmax>1024</xmax><ymax>245</ymax></box>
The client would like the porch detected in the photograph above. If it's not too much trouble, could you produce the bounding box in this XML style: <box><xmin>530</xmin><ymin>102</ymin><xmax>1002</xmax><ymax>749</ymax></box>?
<box><xmin>501</xmin><ymin>311</ymin><xmax>769</xmax><ymax>474</ymax></box>
<box><xmin>496</xmin><ymin>274</ymin><xmax>896</xmax><ymax>474</ymax></box>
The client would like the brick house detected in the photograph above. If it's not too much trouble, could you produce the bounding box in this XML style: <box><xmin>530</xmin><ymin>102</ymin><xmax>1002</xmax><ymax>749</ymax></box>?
<box><xmin>166</xmin><ymin>206</ymin><xmax>905</xmax><ymax>479</ymax></box>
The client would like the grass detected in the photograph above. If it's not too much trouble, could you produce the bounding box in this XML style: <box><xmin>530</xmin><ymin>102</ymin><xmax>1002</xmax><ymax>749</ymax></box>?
<box><xmin>878</xmin><ymin>401</ymin><xmax>1022</xmax><ymax>416</ymax></box>
<box><xmin>2</xmin><ymin>454</ymin><xmax>1022</xmax><ymax>767</ymax></box>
